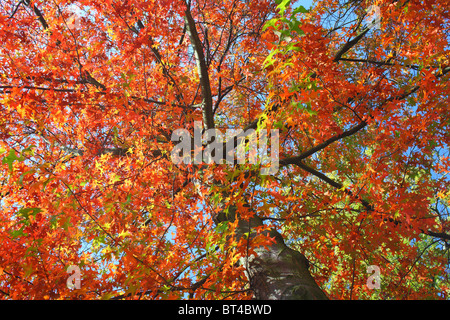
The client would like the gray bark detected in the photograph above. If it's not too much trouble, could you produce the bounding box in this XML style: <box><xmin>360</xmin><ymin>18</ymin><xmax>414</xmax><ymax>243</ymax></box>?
<box><xmin>216</xmin><ymin>206</ymin><xmax>328</xmax><ymax>300</ymax></box>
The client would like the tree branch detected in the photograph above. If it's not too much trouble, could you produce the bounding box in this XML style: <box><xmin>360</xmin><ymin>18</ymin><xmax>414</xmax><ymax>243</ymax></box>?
<box><xmin>184</xmin><ymin>2</ymin><xmax>215</xmax><ymax>129</ymax></box>
<box><xmin>294</xmin><ymin>160</ymin><xmax>373</xmax><ymax>211</ymax></box>
<box><xmin>295</xmin><ymin>160</ymin><xmax>450</xmax><ymax>242</ymax></box>
<box><xmin>24</xmin><ymin>0</ymin><xmax>49</xmax><ymax>30</ymax></box>
<box><xmin>333</xmin><ymin>27</ymin><xmax>371</xmax><ymax>62</ymax></box>
<box><xmin>133</xmin><ymin>19</ymin><xmax>187</xmax><ymax>108</ymax></box>
<box><xmin>424</xmin><ymin>231</ymin><xmax>450</xmax><ymax>241</ymax></box>
<box><xmin>279</xmin><ymin>120</ymin><xmax>367</xmax><ymax>166</ymax></box>
<box><xmin>0</xmin><ymin>84</ymin><xmax>166</xmax><ymax>106</ymax></box>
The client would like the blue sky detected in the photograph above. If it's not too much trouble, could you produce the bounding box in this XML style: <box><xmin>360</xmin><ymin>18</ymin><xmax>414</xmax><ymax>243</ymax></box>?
<box><xmin>298</xmin><ymin>0</ymin><xmax>314</xmax><ymax>9</ymax></box>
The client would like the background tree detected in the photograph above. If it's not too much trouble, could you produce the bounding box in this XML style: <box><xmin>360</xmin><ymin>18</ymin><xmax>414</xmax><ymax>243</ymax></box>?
<box><xmin>0</xmin><ymin>0</ymin><xmax>448</xmax><ymax>299</ymax></box>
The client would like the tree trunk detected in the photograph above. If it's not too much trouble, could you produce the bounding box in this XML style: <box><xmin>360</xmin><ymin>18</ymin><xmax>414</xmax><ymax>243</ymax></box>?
<box><xmin>215</xmin><ymin>206</ymin><xmax>328</xmax><ymax>300</ymax></box>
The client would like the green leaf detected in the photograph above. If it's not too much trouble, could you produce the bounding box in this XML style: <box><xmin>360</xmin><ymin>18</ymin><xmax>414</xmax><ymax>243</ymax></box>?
<box><xmin>216</xmin><ymin>221</ymin><xmax>229</xmax><ymax>234</ymax></box>
<box><xmin>18</xmin><ymin>169</ymin><xmax>36</xmax><ymax>186</ymax></box>
<box><xmin>101</xmin><ymin>292</ymin><xmax>114</xmax><ymax>300</ymax></box>
<box><xmin>49</xmin><ymin>214</ymin><xmax>59</xmax><ymax>229</ymax></box>
<box><xmin>10</xmin><ymin>227</ymin><xmax>27</xmax><ymax>238</ymax></box>
<box><xmin>2</xmin><ymin>149</ymin><xmax>25</xmax><ymax>172</ymax></box>
<box><xmin>284</xmin><ymin>42</ymin><xmax>302</xmax><ymax>53</ymax></box>
<box><xmin>262</xmin><ymin>18</ymin><xmax>279</xmax><ymax>32</ymax></box>
<box><xmin>22</xmin><ymin>144</ymin><xmax>36</xmax><ymax>157</ymax></box>
<box><xmin>263</xmin><ymin>49</ymin><xmax>278</xmax><ymax>68</ymax></box>
<box><xmin>80</xmin><ymin>181</ymin><xmax>88</xmax><ymax>187</ymax></box>
<box><xmin>276</xmin><ymin>0</ymin><xmax>292</xmax><ymax>15</ymax></box>
<box><xmin>62</xmin><ymin>216</ymin><xmax>72</xmax><ymax>231</ymax></box>
<box><xmin>18</xmin><ymin>207</ymin><xmax>42</xmax><ymax>219</ymax></box>
<box><xmin>288</xmin><ymin>18</ymin><xmax>305</xmax><ymax>36</ymax></box>
<box><xmin>273</xmin><ymin>120</ymin><xmax>285</xmax><ymax>129</ymax></box>
<box><xmin>124</xmin><ymin>194</ymin><xmax>132</xmax><ymax>206</ymax></box>
<box><xmin>293</xmin><ymin>5</ymin><xmax>308</xmax><ymax>14</ymax></box>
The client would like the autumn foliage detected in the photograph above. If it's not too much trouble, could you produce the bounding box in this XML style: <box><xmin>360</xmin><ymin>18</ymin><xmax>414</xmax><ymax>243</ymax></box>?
<box><xmin>0</xmin><ymin>0</ymin><xmax>449</xmax><ymax>299</ymax></box>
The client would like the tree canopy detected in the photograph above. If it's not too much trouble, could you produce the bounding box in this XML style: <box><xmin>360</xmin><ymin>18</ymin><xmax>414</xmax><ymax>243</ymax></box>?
<box><xmin>0</xmin><ymin>0</ymin><xmax>449</xmax><ymax>299</ymax></box>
